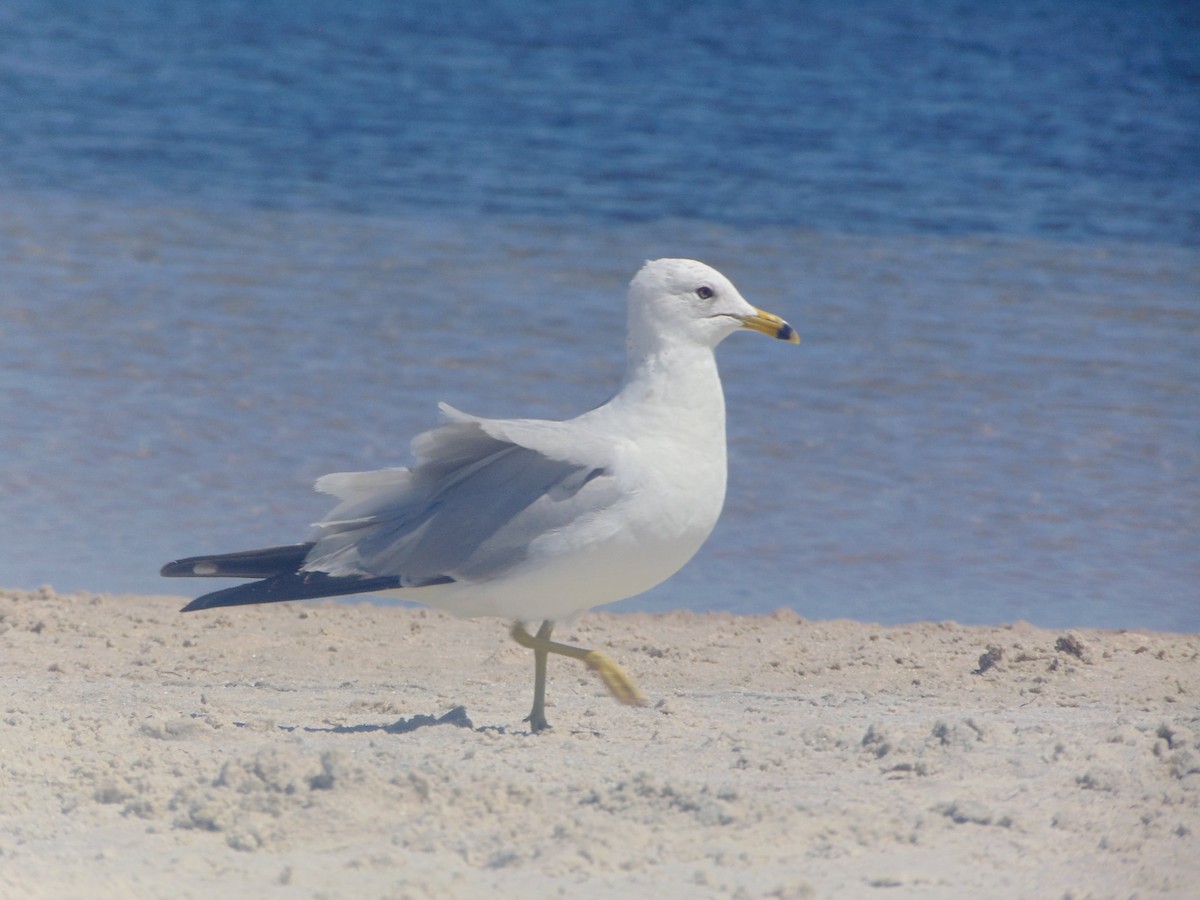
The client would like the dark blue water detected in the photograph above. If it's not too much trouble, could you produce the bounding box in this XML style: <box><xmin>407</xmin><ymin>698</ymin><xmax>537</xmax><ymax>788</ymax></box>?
<box><xmin>2</xmin><ymin>1</ymin><xmax>1198</xmax><ymax>630</ymax></box>
<box><xmin>4</xmin><ymin>0</ymin><xmax>1197</xmax><ymax>242</ymax></box>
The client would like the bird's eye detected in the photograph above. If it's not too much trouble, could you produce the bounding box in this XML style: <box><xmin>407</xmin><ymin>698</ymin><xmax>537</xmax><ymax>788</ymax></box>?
<box><xmin>696</xmin><ymin>286</ymin><xmax>714</xmax><ymax>300</ymax></box>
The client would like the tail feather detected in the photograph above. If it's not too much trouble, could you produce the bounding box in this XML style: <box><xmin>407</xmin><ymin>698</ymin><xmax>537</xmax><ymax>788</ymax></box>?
<box><xmin>161</xmin><ymin>543</ymin><xmax>316</xmax><ymax>579</ymax></box>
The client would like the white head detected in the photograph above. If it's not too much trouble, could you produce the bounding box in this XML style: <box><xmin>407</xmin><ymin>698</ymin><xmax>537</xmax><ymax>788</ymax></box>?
<box><xmin>626</xmin><ymin>259</ymin><xmax>797</xmax><ymax>353</ymax></box>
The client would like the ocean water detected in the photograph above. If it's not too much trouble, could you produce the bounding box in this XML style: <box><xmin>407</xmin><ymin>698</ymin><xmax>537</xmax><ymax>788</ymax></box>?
<box><xmin>2</xmin><ymin>0</ymin><xmax>1197</xmax><ymax>630</ymax></box>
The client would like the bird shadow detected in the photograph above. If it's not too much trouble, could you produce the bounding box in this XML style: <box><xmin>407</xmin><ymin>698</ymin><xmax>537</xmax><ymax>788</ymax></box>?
<box><xmin>236</xmin><ymin>705</ymin><xmax>530</xmax><ymax>736</ymax></box>
<box><xmin>302</xmin><ymin>705</ymin><xmax>478</xmax><ymax>734</ymax></box>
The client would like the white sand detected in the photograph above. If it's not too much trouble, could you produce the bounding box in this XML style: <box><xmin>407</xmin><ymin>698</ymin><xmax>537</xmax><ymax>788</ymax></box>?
<box><xmin>1</xmin><ymin>587</ymin><xmax>1197</xmax><ymax>898</ymax></box>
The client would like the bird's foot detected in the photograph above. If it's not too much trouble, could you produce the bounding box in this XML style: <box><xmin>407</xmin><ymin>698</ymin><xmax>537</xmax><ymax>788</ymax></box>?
<box><xmin>582</xmin><ymin>650</ymin><xmax>645</xmax><ymax>707</ymax></box>
<box><xmin>525</xmin><ymin>709</ymin><xmax>551</xmax><ymax>734</ymax></box>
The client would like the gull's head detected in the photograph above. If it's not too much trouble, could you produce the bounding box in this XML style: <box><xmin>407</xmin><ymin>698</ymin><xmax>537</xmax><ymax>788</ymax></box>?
<box><xmin>627</xmin><ymin>259</ymin><xmax>799</xmax><ymax>351</ymax></box>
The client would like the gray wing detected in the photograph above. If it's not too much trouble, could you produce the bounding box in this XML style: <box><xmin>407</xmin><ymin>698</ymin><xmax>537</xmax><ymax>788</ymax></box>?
<box><xmin>304</xmin><ymin>416</ymin><xmax>617</xmax><ymax>583</ymax></box>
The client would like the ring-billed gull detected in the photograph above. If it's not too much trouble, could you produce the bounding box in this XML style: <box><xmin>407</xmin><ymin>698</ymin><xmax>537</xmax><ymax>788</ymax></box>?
<box><xmin>162</xmin><ymin>258</ymin><xmax>798</xmax><ymax>731</ymax></box>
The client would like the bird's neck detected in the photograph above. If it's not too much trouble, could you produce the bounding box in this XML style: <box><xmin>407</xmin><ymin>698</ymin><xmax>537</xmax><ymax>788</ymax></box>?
<box><xmin>612</xmin><ymin>340</ymin><xmax>727</xmax><ymax>436</ymax></box>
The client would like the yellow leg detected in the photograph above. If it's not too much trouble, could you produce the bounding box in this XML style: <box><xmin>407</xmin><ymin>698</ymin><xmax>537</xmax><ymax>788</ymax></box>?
<box><xmin>511</xmin><ymin>619</ymin><xmax>645</xmax><ymax>732</ymax></box>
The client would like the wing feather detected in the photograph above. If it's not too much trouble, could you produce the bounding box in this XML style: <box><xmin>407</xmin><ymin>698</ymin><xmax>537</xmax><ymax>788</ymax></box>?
<box><xmin>304</xmin><ymin>408</ymin><xmax>617</xmax><ymax>583</ymax></box>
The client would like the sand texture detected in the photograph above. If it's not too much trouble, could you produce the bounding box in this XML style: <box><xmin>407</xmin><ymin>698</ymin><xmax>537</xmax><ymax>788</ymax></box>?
<box><xmin>1</xmin><ymin>587</ymin><xmax>1198</xmax><ymax>898</ymax></box>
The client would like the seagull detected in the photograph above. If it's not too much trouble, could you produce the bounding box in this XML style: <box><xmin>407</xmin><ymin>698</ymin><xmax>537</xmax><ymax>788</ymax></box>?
<box><xmin>162</xmin><ymin>258</ymin><xmax>798</xmax><ymax>731</ymax></box>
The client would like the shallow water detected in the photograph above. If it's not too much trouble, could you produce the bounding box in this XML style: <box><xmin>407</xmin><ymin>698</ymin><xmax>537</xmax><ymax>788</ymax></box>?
<box><xmin>4</xmin><ymin>198</ymin><xmax>1196</xmax><ymax>629</ymax></box>
<box><xmin>1</xmin><ymin>1</ymin><xmax>1197</xmax><ymax>629</ymax></box>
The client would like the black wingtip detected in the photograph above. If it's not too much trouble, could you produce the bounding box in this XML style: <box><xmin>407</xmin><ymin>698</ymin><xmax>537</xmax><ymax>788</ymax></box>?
<box><xmin>162</xmin><ymin>559</ymin><xmax>203</xmax><ymax>577</ymax></box>
<box><xmin>177</xmin><ymin>571</ymin><xmax>409</xmax><ymax>614</ymax></box>
<box><xmin>161</xmin><ymin>543</ymin><xmax>316</xmax><ymax>579</ymax></box>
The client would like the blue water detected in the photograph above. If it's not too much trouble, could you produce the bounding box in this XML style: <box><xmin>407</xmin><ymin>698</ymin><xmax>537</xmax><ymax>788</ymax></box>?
<box><xmin>2</xmin><ymin>1</ymin><xmax>1198</xmax><ymax>630</ymax></box>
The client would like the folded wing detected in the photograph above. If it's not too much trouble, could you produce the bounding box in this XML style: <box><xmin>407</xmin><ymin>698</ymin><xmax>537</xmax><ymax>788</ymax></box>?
<box><xmin>304</xmin><ymin>405</ymin><xmax>617</xmax><ymax>584</ymax></box>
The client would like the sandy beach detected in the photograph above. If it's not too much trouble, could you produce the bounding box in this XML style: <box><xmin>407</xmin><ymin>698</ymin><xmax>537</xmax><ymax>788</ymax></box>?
<box><xmin>1</xmin><ymin>587</ymin><xmax>1197</xmax><ymax>898</ymax></box>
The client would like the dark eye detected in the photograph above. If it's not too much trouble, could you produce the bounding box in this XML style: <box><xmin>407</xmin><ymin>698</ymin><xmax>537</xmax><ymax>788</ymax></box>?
<box><xmin>696</xmin><ymin>285</ymin><xmax>714</xmax><ymax>300</ymax></box>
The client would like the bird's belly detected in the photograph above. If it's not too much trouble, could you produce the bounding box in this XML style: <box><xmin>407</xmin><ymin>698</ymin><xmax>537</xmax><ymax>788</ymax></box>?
<box><xmin>397</xmin><ymin>488</ymin><xmax>721</xmax><ymax>621</ymax></box>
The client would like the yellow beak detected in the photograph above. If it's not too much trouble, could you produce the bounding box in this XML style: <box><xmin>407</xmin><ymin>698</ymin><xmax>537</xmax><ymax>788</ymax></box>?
<box><xmin>736</xmin><ymin>307</ymin><xmax>800</xmax><ymax>344</ymax></box>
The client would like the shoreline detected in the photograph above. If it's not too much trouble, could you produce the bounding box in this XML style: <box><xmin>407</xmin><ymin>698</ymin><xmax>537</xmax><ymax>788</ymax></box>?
<box><xmin>2</xmin><ymin>587</ymin><xmax>1197</xmax><ymax>897</ymax></box>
